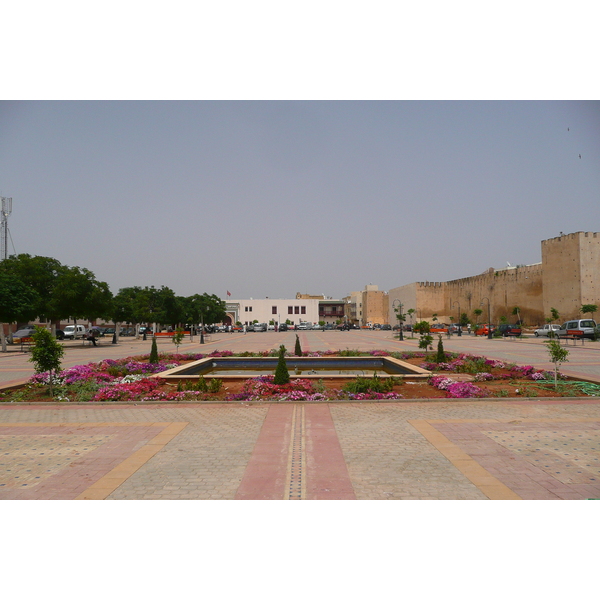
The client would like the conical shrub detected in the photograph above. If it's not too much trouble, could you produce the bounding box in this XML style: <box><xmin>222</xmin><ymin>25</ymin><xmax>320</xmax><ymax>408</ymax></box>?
<box><xmin>273</xmin><ymin>345</ymin><xmax>290</xmax><ymax>385</ymax></box>
<box><xmin>149</xmin><ymin>335</ymin><xmax>159</xmax><ymax>364</ymax></box>
<box><xmin>295</xmin><ymin>334</ymin><xmax>302</xmax><ymax>356</ymax></box>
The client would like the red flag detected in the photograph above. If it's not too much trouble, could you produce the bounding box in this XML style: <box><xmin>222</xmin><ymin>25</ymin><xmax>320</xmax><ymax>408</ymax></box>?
<box><xmin>227</xmin><ymin>290</ymin><xmax>231</xmax><ymax>297</ymax></box>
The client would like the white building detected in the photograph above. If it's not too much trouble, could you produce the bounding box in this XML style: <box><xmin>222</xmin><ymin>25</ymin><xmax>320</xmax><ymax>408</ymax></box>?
<box><xmin>225</xmin><ymin>298</ymin><xmax>320</xmax><ymax>327</ymax></box>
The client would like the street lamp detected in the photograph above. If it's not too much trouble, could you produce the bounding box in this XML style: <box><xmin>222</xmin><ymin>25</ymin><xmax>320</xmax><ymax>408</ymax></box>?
<box><xmin>481</xmin><ymin>297</ymin><xmax>492</xmax><ymax>339</ymax></box>
<box><xmin>200</xmin><ymin>311</ymin><xmax>205</xmax><ymax>344</ymax></box>
<box><xmin>392</xmin><ymin>299</ymin><xmax>404</xmax><ymax>341</ymax></box>
<box><xmin>452</xmin><ymin>301</ymin><xmax>462</xmax><ymax>336</ymax></box>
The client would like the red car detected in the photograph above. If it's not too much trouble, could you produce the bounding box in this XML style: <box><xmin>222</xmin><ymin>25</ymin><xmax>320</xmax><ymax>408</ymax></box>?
<box><xmin>475</xmin><ymin>324</ymin><xmax>494</xmax><ymax>336</ymax></box>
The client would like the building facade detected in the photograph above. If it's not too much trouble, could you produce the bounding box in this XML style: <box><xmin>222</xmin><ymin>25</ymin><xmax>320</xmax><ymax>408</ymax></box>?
<box><xmin>224</xmin><ymin>298</ymin><xmax>320</xmax><ymax>327</ymax></box>
<box><xmin>344</xmin><ymin>285</ymin><xmax>390</xmax><ymax>326</ymax></box>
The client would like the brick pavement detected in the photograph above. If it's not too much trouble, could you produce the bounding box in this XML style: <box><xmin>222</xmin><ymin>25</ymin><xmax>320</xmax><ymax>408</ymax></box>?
<box><xmin>2</xmin><ymin>398</ymin><xmax>600</xmax><ymax>500</ymax></box>
<box><xmin>3</xmin><ymin>330</ymin><xmax>600</xmax><ymax>500</ymax></box>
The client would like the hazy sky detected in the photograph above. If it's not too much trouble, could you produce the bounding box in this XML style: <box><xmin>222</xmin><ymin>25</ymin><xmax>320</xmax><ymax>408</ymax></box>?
<box><xmin>1</xmin><ymin>101</ymin><xmax>598</xmax><ymax>300</ymax></box>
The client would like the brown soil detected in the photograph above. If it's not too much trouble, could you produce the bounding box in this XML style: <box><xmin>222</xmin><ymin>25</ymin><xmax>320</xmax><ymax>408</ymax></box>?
<box><xmin>4</xmin><ymin>354</ymin><xmax>581</xmax><ymax>402</ymax></box>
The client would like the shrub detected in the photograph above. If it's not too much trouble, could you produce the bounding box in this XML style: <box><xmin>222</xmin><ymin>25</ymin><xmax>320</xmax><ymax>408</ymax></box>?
<box><xmin>435</xmin><ymin>336</ymin><xmax>446</xmax><ymax>363</ymax></box>
<box><xmin>343</xmin><ymin>374</ymin><xmax>397</xmax><ymax>394</ymax></box>
<box><xmin>418</xmin><ymin>334</ymin><xmax>433</xmax><ymax>353</ymax></box>
<box><xmin>294</xmin><ymin>335</ymin><xmax>302</xmax><ymax>356</ymax></box>
<box><xmin>29</xmin><ymin>327</ymin><xmax>65</xmax><ymax>397</ymax></box>
<box><xmin>149</xmin><ymin>336</ymin><xmax>159</xmax><ymax>364</ymax></box>
<box><xmin>274</xmin><ymin>345</ymin><xmax>290</xmax><ymax>385</ymax></box>
<box><xmin>339</xmin><ymin>349</ymin><xmax>363</xmax><ymax>356</ymax></box>
<box><xmin>208</xmin><ymin>378</ymin><xmax>223</xmax><ymax>393</ymax></box>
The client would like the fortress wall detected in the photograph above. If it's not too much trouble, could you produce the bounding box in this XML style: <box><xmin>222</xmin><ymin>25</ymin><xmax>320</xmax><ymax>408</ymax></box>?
<box><xmin>387</xmin><ymin>233</ymin><xmax>599</xmax><ymax>327</ymax></box>
<box><xmin>412</xmin><ymin>264</ymin><xmax>544</xmax><ymax>325</ymax></box>
<box><xmin>388</xmin><ymin>283</ymin><xmax>418</xmax><ymax>325</ymax></box>
<box><xmin>579</xmin><ymin>232</ymin><xmax>600</xmax><ymax>305</ymax></box>
<box><xmin>542</xmin><ymin>232</ymin><xmax>600</xmax><ymax>320</ymax></box>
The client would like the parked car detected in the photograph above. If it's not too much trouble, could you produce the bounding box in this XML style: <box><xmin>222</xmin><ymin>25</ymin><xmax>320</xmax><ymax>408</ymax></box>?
<box><xmin>12</xmin><ymin>328</ymin><xmax>36</xmax><ymax>341</ymax></box>
<box><xmin>324</xmin><ymin>323</ymin><xmax>334</xmax><ymax>330</ymax></box>
<box><xmin>534</xmin><ymin>324</ymin><xmax>560</xmax><ymax>337</ymax></box>
<box><xmin>63</xmin><ymin>325</ymin><xmax>88</xmax><ymax>339</ymax></box>
<box><xmin>497</xmin><ymin>323</ymin><xmax>522</xmax><ymax>337</ymax></box>
<box><xmin>253</xmin><ymin>323</ymin><xmax>267</xmax><ymax>332</ymax></box>
<box><xmin>55</xmin><ymin>329</ymin><xmax>65</xmax><ymax>340</ymax></box>
<box><xmin>296</xmin><ymin>323</ymin><xmax>310</xmax><ymax>330</ymax></box>
<box><xmin>267</xmin><ymin>324</ymin><xmax>275</xmax><ymax>331</ymax></box>
<box><xmin>556</xmin><ymin>319</ymin><xmax>597</xmax><ymax>339</ymax></box>
<box><xmin>104</xmin><ymin>328</ymin><xmax>116</xmax><ymax>336</ymax></box>
<box><xmin>475</xmin><ymin>324</ymin><xmax>494</xmax><ymax>336</ymax></box>
<box><xmin>381</xmin><ymin>324</ymin><xmax>392</xmax><ymax>330</ymax></box>
<box><xmin>278</xmin><ymin>323</ymin><xmax>288</xmax><ymax>332</ymax></box>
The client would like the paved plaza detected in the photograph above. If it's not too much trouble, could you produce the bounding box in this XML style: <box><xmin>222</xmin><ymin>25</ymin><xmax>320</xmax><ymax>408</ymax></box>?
<box><xmin>2</xmin><ymin>330</ymin><xmax>600</xmax><ymax>500</ymax></box>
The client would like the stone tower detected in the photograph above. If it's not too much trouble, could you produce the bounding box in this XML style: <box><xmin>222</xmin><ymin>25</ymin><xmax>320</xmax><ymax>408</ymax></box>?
<box><xmin>541</xmin><ymin>232</ymin><xmax>600</xmax><ymax>321</ymax></box>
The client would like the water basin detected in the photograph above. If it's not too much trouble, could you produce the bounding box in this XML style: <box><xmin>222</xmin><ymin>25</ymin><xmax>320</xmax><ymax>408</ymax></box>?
<box><xmin>156</xmin><ymin>356</ymin><xmax>431</xmax><ymax>381</ymax></box>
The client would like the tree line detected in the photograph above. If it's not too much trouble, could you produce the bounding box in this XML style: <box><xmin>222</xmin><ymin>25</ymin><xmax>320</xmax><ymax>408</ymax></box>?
<box><xmin>0</xmin><ymin>254</ymin><xmax>226</xmax><ymax>349</ymax></box>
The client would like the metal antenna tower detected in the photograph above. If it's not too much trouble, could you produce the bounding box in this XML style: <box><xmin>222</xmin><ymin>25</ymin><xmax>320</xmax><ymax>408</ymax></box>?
<box><xmin>1</xmin><ymin>196</ymin><xmax>12</xmax><ymax>261</ymax></box>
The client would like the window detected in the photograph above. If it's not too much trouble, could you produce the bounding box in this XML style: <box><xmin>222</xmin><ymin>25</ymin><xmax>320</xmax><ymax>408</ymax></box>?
<box><xmin>294</xmin><ymin>306</ymin><xmax>299</xmax><ymax>314</ymax></box>
<box><xmin>288</xmin><ymin>306</ymin><xmax>293</xmax><ymax>314</ymax></box>
<box><xmin>244</xmin><ymin>307</ymin><xmax>248</xmax><ymax>312</ymax></box>
<box><xmin>272</xmin><ymin>306</ymin><xmax>277</xmax><ymax>314</ymax></box>
<box><xmin>301</xmin><ymin>306</ymin><xmax>306</xmax><ymax>314</ymax></box>
<box><xmin>248</xmin><ymin>306</ymin><xmax>252</xmax><ymax>312</ymax></box>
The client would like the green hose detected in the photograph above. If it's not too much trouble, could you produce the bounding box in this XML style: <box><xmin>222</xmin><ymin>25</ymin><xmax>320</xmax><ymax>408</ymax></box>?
<box><xmin>537</xmin><ymin>380</ymin><xmax>600</xmax><ymax>396</ymax></box>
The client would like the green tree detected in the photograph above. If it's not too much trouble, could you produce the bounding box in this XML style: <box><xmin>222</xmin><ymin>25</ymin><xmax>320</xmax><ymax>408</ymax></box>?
<box><xmin>413</xmin><ymin>321</ymin><xmax>430</xmax><ymax>335</ymax></box>
<box><xmin>273</xmin><ymin>345</ymin><xmax>290</xmax><ymax>385</ymax></box>
<box><xmin>460</xmin><ymin>312</ymin><xmax>469</xmax><ymax>327</ymax></box>
<box><xmin>29</xmin><ymin>326</ymin><xmax>64</xmax><ymax>397</ymax></box>
<box><xmin>111</xmin><ymin>287</ymin><xmax>143</xmax><ymax>336</ymax></box>
<box><xmin>49</xmin><ymin>266</ymin><xmax>113</xmax><ymax>326</ymax></box>
<box><xmin>0</xmin><ymin>254</ymin><xmax>64</xmax><ymax>327</ymax></box>
<box><xmin>172</xmin><ymin>326</ymin><xmax>184</xmax><ymax>352</ymax></box>
<box><xmin>149</xmin><ymin>335</ymin><xmax>159</xmax><ymax>364</ymax></box>
<box><xmin>182</xmin><ymin>293</ymin><xmax>226</xmax><ymax>329</ymax></box>
<box><xmin>0</xmin><ymin>273</ymin><xmax>41</xmax><ymax>352</ymax></box>
<box><xmin>546</xmin><ymin>339</ymin><xmax>569</xmax><ymax>388</ymax></box>
<box><xmin>435</xmin><ymin>335</ymin><xmax>446</xmax><ymax>363</ymax></box>
<box><xmin>418</xmin><ymin>334</ymin><xmax>434</xmax><ymax>354</ymax></box>
<box><xmin>473</xmin><ymin>308</ymin><xmax>483</xmax><ymax>325</ymax></box>
<box><xmin>550</xmin><ymin>307</ymin><xmax>560</xmax><ymax>322</ymax></box>
<box><xmin>581</xmin><ymin>304</ymin><xmax>598</xmax><ymax>321</ymax></box>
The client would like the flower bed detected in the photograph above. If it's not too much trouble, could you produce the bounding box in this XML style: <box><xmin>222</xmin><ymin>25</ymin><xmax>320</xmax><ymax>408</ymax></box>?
<box><xmin>1</xmin><ymin>349</ymin><xmax>598</xmax><ymax>403</ymax></box>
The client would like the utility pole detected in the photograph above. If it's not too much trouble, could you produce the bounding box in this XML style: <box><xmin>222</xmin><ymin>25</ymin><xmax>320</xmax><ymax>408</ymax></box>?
<box><xmin>1</xmin><ymin>196</ymin><xmax>12</xmax><ymax>261</ymax></box>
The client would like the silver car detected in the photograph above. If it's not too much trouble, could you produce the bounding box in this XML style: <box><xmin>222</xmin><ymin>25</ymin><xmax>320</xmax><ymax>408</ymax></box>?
<box><xmin>556</xmin><ymin>319</ymin><xmax>597</xmax><ymax>339</ymax></box>
<box><xmin>534</xmin><ymin>324</ymin><xmax>560</xmax><ymax>337</ymax></box>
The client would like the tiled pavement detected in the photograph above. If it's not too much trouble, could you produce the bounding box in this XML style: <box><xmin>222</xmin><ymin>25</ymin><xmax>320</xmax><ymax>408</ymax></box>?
<box><xmin>3</xmin><ymin>330</ymin><xmax>600</xmax><ymax>500</ymax></box>
<box><xmin>2</xmin><ymin>399</ymin><xmax>600</xmax><ymax>500</ymax></box>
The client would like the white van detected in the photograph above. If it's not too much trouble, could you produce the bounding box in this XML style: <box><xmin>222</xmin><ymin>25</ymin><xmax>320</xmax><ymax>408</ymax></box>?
<box><xmin>63</xmin><ymin>325</ymin><xmax>88</xmax><ymax>339</ymax></box>
<box><xmin>556</xmin><ymin>319</ymin><xmax>597</xmax><ymax>340</ymax></box>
